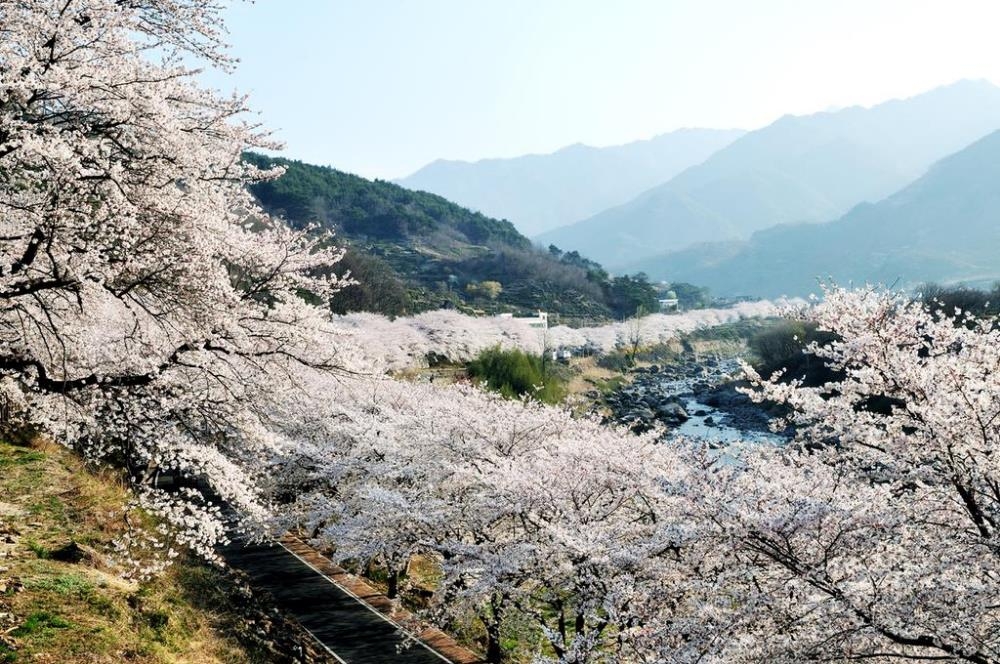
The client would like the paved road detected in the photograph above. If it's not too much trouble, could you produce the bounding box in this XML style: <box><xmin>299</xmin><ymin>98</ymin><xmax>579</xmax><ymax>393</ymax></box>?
<box><xmin>221</xmin><ymin>538</ymin><xmax>451</xmax><ymax>663</ymax></box>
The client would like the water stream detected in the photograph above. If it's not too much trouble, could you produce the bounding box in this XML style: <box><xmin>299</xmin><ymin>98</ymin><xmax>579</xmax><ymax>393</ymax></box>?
<box><xmin>616</xmin><ymin>358</ymin><xmax>788</xmax><ymax>447</ymax></box>
<box><xmin>670</xmin><ymin>393</ymin><xmax>784</xmax><ymax>445</ymax></box>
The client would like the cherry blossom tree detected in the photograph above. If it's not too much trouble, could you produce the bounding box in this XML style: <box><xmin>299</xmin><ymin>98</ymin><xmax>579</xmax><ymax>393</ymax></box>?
<box><xmin>303</xmin><ymin>288</ymin><xmax>1000</xmax><ymax>663</ymax></box>
<box><xmin>274</xmin><ymin>372</ymin><xmax>718</xmax><ymax>663</ymax></box>
<box><xmin>692</xmin><ymin>287</ymin><xmax>1000</xmax><ymax>663</ymax></box>
<box><xmin>328</xmin><ymin>299</ymin><xmax>795</xmax><ymax>372</ymax></box>
<box><xmin>12</xmin><ymin>5</ymin><xmax>993</xmax><ymax>663</ymax></box>
<box><xmin>0</xmin><ymin>0</ymin><xmax>351</xmax><ymax>564</ymax></box>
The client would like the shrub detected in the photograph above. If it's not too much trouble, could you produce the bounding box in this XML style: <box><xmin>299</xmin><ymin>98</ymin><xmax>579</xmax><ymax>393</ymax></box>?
<box><xmin>466</xmin><ymin>347</ymin><xmax>566</xmax><ymax>404</ymax></box>
<box><xmin>750</xmin><ymin>319</ymin><xmax>840</xmax><ymax>386</ymax></box>
<box><xmin>919</xmin><ymin>282</ymin><xmax>1000</xmax><ymax>324</ymax></box>
<box><xmin>596</xmin><ymin>350</ymin><xmax>632</xmax><ymax>374</ymax></box>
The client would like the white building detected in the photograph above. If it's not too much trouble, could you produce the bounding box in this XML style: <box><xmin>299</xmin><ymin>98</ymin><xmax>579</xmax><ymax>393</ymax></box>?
<box><xmin>498</xmin><ymin>311</ymin><xmax>548</xmax><ymax>329</ymax></box>
<box><xmin>658</xmin><ymin>297</ymin><xmax>679</xmax><ymax>312</ymax></box>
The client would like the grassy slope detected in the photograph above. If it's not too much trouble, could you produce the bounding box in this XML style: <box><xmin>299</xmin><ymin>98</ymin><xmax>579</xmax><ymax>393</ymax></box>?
<box><xmin>0</xmin><ymin>438</ymin><xmax>269</xmax><ymax>663</ymax></box>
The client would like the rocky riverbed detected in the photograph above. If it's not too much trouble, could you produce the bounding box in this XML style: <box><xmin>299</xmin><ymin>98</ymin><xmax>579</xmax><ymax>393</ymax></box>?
<box><xmin>602</xmin><ymin>357</ymin><xmax>790</xmax><ymax>445</ymax></box>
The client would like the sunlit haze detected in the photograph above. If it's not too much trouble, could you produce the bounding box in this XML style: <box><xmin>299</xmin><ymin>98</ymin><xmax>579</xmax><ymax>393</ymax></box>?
<box><xmin>204</xmin><ymin>0</ymin><xmax>1000</xmax><ymax>179</ymax></box>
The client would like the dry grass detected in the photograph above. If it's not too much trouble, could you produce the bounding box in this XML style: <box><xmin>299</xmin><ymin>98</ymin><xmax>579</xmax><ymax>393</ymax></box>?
<box><xmin>0</xmin><ymin>438</ymin><xmax>263</xmax><ymax>663</ymax></box>
<box><xmin>396</xmin><ymin>365</ymin><xmax>469</xmax><ymax>386</ymax></box>
<box><xmin>564</xmin><ymin>356</ymin><xmax>619</xmax><ymax>398</ymax></box>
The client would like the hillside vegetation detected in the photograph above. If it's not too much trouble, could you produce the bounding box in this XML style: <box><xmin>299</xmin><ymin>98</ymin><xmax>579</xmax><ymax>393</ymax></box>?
<box><xmin>0</xmin><ymin>439</ymin><xmax>294</xmax><ymax>664</ymax></box>
<box><xmin>247</xmin><ymin>154</ymin><xmax>672</xmax><ymax>319</ymax></box>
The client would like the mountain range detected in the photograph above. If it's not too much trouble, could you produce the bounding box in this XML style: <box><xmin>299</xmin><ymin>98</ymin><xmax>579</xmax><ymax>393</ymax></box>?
<box><xmin>258</xmin><ymin>79</ymin><xmax>1000</xmax><ymax>310</ymax></box>
<box><xmin>395</xmin><ymin>128</ymin><xmax>745</xmax><ymax>237</ymax></box>
<box><xmin>537</xmin><ymin>79</ymin><xmax>1000</xmax><ymax>268</ymax></box>
<box><xmin>625</xmin><ymin>128</ymin><xmax>1000</xmax><ymax>298</ymax></box>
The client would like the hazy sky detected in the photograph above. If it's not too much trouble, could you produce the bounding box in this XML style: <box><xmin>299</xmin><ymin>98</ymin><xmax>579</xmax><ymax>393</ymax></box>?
<box><xmin>203</xmin><ymin>0</ymin><xmax>1000</xmax><ymax>179</ymax></box>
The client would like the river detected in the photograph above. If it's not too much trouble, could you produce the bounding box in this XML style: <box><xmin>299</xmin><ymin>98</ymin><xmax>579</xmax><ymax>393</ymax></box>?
<box><xmin>604</xmin><ymin>357</ymin><xmax>789</xmax><ymax>447</ymax></box>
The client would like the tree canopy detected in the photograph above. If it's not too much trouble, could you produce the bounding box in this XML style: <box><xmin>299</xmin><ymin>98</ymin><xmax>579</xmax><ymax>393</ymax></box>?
<box><xmin>0</xmin><ymin>0</ymin><xmax>350</xmax><ymax>566</ymax></box>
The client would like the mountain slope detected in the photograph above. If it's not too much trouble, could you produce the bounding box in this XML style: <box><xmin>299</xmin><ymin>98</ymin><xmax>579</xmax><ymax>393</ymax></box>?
<box><xmin>627</xmin><ymin>129</ymin><xmax>1000</xmax><ymax>298</ymax></box>
<box><xmin>247</xmin><ymin>153</ymin><xmax>529</xmax><ymax>251</ymax></box>
<box><xmin>538</xmin><ymin>80</ymin><xmax>1000</xmax><ymax>267</ymax></box>
<box><xmin>245</xmin><ymin>154</ymin><xmax>615</xmax><ymax>318</ymax></box>
<box><xmin>395</xmin><ymin>128</ymin><xmax>745</xmax><ymax>237</ymax></box>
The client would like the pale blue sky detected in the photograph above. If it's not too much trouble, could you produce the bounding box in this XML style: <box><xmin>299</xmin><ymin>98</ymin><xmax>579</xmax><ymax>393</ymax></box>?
<box><xmin>203</xmin><ymin>0</ymin><xmax>1000</xmax><ymax>179</ymax></box>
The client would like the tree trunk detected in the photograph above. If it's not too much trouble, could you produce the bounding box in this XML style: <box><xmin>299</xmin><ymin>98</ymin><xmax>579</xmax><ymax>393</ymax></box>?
<box><xmin>484</xmin><ymin>591</ymin><xmax>508</xmax><ymax>663</ymax></box>
<box><xmin>387</xmin><ymin>568</ymin><xmax>399</xmax><ymax>599</ymax></box>
<box><xmin>485</xmin><ymin>622</ymin><xmax>503</xmax><ymax>664</ymax></box>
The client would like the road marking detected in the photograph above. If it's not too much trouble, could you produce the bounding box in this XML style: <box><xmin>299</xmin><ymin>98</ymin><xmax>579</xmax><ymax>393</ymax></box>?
<box><xmin>295</xmin><ymin>621</ymin><xmax>349</xmax><ymax>664</ymax></box>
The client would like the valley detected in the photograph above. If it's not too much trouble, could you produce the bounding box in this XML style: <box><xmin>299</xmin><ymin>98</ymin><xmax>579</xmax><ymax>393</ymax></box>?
<box><xmin>5</xmin><ymin>2</ymin><xmax>1000</xmax><ymax>663</ymax></box>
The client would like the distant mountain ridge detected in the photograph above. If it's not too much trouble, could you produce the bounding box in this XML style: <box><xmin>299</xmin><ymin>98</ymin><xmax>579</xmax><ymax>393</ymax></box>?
<box><xmin>625</xmin><ymin>128</ymin><xmax>1000</xmax><ymax>297</ymax></box>
<box><xmin>395</xmin><ymin>128</ymin><xmax>745</xmax><ymax>236</ymax></box>
<box><xmin>538</xmin><ymin>79</ymin><xmax>1000</xmax><ymax>268</ymax></box>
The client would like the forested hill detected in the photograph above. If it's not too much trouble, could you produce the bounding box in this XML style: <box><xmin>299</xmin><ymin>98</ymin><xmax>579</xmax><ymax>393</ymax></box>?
<box><xmin>245</xmin><ymin>154</ymin><xmax>655</xmax><ymax>320</ymax></box>
<box><xmin>245</xmin><ymin>153</ymin><xmax>529</xmax><ymax>249</ymax></box>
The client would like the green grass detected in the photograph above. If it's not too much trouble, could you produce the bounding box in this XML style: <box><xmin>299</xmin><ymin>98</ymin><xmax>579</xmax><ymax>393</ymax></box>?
<box><xmin>591</xmin><ymin>374</ymin><xmax>628</xmax><ymax>396</ymax></box>
<box><xmin>0</xmin><ymin>439</ymin><xmax>271</xmax><ymax>663</ymax></box>
<box><xmin>25</xmin><ymin>539</ymin><xmax>49</xmax><ymax>559</ymax></box>
<box><xmin>23</xmin><ymin>573</ymin><xmax>93</xmax><ymax>596</ymax></box>
<box><xmin>29</xmin><ymin>495</ymin><xmax>66</xmax><ymax>520</ymax></box>
<box><xmin>0</xmin><ymin>449</ymin><xmax>44</xmax><ymax>467</ymax></box>
<box><xmin>10</xmin><ymin>611</ymin><xmax>71</xmax><ymax>637</ymax></box>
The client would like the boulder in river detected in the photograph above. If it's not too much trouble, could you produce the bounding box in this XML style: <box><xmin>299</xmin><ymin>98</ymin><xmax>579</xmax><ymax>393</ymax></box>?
<box><xmin>656</xmin><ymin>402</ymin><xmax>689</xmax><ymax>423</ymax></box>
<box><xmin>627</xmin><ymin>407</ymin><xmax>656</xmax><ymax>421</ymax></box>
